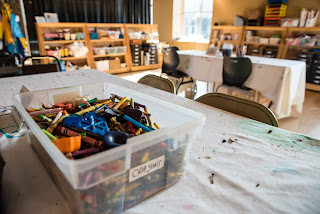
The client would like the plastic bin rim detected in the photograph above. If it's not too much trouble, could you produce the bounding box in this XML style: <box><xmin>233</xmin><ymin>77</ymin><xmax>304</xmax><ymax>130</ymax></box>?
<box><xmin>12</xmin><ymin>82</ymin><xmax>205</xmax><ymax>167</ymax></box>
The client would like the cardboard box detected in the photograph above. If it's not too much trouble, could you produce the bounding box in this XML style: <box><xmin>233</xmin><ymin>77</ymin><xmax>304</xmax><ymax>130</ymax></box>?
<box><xmin>109</xmin><ymin>58</ymin><xmax>121</xmax><ymax>69</ymax></box>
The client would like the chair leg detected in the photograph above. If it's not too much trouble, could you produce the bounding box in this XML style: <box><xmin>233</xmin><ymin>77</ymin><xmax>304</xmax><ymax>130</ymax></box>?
<box><xmin>176</xmin><ymin>77</ymin><xmax>184</xmax><ymax>95</ymax></box>
<box><xmin>215</xmin><ymin>85</ymin><xmax>222</xmax><ymax>93</ymax></box>
<box><xmin>268</xmin><ymin>101</ymin><xmax>273</xmax><ymax>108</ymax></box>
<box><xmin>257</xmin><ymin>92</ymin><xmax>261</xmax><ymax>103</ymax></box>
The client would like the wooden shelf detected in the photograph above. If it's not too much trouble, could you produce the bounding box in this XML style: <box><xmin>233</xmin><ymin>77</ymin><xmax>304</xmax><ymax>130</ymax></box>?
<box><xmin>306</xmin><ymin>83</ymin><xmax>320</xmax><ymax>92</ymax></box>
<box><xmin>244</xmin><ymin>41</ymin><xmax>280</xmax><ymax>47</ymax></box>
<box><xmin>36</xmin><ymin>23</ymin><xmax>161</xmax><ymax>72</ymax></box>
<box><xmin>93</xmin><ymin>53</ymin><xmax>126</xmax><ymax>58</ymax></box>
<box><xmin>212</xmin><ymin>39</ymin><xmax>238</xmax><ymax>43</ymax></box>
<box><xmin>130</xmin><ymin>64</ymin><xmax>161</xmax><ymax>72</ymax></box>
<box><xmin>60</xmin><ymin>56</ymin><xmax>87</xmax><ymax>60</ymax></box>
<box><xmin>91</xmin><ymin>39</ymin><xmax>124</xmax><ymax>42</ymax></box>
<box><xmin>102</xmin><ymin>67</ymin><xmax>129</xmax><ymax>74</ymax></box>
<box><xmin>44</xmin><ymin>40</ymin><xmax>85</xmax><ymax>44</ymax></box>
<box><xmin>286</xmin><ymin>45</ymin><xmax>320</xmax><ymax>49</ymax></box>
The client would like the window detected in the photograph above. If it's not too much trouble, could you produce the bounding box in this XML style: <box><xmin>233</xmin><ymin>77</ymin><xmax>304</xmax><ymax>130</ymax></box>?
<box><xmin>175</xmin><ymin>0</ymin><xmax>213</xmax><ymax>43</ymax></box>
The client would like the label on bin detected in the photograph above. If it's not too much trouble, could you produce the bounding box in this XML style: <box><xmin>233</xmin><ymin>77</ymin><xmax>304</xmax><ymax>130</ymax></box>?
<box><xmin>129</xmin><ymin>155</ymin><xmax>165</xmax><ymax>182</ymax></box>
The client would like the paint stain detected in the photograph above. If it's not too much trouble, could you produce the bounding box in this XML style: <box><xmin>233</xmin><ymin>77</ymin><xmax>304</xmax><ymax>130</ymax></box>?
<box><xmin>0</xmin><ymin>126</ymin><xmax>27</xmax><ymax>138</ymax></box>
<box><xmin>212</xmin><ymin>149</ymin><xmax>216</xmax><ymax>153</ymax></box>
<box><xmin>268</xmin><ymin>162</ymin><xmax>300</xmax><ymax>175</ymax></box>
<box><xmin>183</xmin><ymin>205</ymin><xmax>193</xmax><ymax>210</ymax></box>
<box><xmin>236</xmin><ymin>119</ymin><xmax>320</xmax><ymax>153</ymax></box>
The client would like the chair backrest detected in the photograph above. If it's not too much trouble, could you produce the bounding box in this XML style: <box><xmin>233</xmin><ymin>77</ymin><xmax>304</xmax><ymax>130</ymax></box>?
<box><xmin>22</xmin><ymin>55</ymin><xmax>61</xmax><ymax>75</ymax></box>
<box><xmin>138</xmin><ymin>74</ymin><xmax>175</xmax><ymax>94</ymax></box>
<box><xmin>223</xmin><ymin>56</ymin><xmax>252</xmax><ymax>87</ymax></box>
<box><xmin>196</xmin><ymin>93</ymin><xmax>278</xmax><ymax>127</ymax></box>
<box><xmin>0</xmin><ymin>50</ymin><xmax>22</xmax><ymax>78</ymax></box>
<box><xmin>162</xmin><ymin>46</ymin><xmax>180</xmax><ymax>75</ymax></box>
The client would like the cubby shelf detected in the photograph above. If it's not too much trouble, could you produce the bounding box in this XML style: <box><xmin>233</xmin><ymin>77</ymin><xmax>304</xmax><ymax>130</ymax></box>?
<box><xmin>36</xmin><ymin>23</ymin><xmax>161</xmax><ymax>74</ymax></box>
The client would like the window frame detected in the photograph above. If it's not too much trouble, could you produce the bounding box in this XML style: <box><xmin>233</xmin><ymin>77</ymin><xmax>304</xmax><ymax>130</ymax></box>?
<box><xmin>180</xmin><ymin>0</ymin><xmax>213</xmax><ymax>41</ymax></box>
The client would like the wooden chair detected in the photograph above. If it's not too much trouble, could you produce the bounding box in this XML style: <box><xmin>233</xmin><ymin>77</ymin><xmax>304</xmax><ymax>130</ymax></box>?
<box><xmin>138</xmin><ymin>74</ymin><xmax>175</xmax><ymax>94</ymax></box>
<box><xmin>196</xmin><ymin>93</ymin><xmax>278</xmax><ymax>127</ymax></box>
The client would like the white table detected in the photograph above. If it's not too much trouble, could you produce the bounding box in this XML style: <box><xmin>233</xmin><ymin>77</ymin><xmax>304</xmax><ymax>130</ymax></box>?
<box><xmin>177</xmin><ymin>50</ymin><xmax>306</xmax><ymax>119</ymax></box>
<box><xmin>1</xmin><ymin>70</ymin><xmax>319</xmax><ymax>214</ymax></box>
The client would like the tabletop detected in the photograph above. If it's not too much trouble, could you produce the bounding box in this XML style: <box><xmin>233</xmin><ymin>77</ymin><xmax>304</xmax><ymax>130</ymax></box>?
<box><xmin>177</xmin><ymin>50</ymin><xmax>306</xmax><ymax>119</ymax></box>
<box><xmin>1</xmin><ymin>69</ymin><xmax>319</xmax><ymax>214</ymax></box>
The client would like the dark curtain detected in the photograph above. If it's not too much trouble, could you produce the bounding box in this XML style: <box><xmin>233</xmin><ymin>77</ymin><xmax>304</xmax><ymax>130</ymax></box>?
<box><xmin>23</xmin><ymin>0</ymin><xmax>151</xmax><ymax>53</ymax></box>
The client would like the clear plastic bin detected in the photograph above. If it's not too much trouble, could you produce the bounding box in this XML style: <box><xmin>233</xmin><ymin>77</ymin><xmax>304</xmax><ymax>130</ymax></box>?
<box><xmin>106</xmin><ymin>47</ymin><xmax>118</xmax><ymax>54</ymax></box>
<box><xmin>117</xmin><ymin>46</ymin><xmax>127</xmax><ymax>53</ymax></box>
<box><xmin>107</xmin><ymin>30</ymin><xmax>120</xmax><ymax>39</ymax></box>
<box><xmin>13</xmin><ymin>82</ymin><xmax>205</xmax><ymax>214</ymax></box>
<box><xmin>93</xmin><ymin>47</ymin><xmax>106</xmax><ymax>55</ymax></box>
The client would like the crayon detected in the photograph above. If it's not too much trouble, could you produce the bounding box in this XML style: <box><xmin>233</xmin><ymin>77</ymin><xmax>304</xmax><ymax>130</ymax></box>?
<box><xmin>57</xmin><ymin>126</ymin><xmax>103</xmax><ymax>147</ymax></box>
<box><xmin>47</xmin><ymin>110</ymin><xmax>69</xmax><ymax>133</ymax></box>
<box><xmin>113</xmin><ymin>97</ymin><xmax>127</xmax><ymax>110</ymax></box>
<box><xmin>42</xmin><ymin>129</ymin><xmax>57</xmax><ymax>140</ymax></box>
<box><xmin>29</xmin><ymin>108</ymin><xmax>63</xmax><ymax>116</ymax></box>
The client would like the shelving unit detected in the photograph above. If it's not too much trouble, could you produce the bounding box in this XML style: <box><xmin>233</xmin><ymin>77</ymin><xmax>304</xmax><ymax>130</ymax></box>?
<box><xmin>86</xmin><ymin>23</ymin><xmax>130</xmax><ymax>74</ymax></box>
<box><xmin>209</xmin><ymin>26</ymin><xmax>320</xmax><ymax>91</ymax></box>
<box><xmin>241</xmin><ymin>26</ymin><xmax>287</xmax><ymax>58</ymax></box>
<box><xmin>282</xmin><ymin>27</ymin><xmax>320</xmax><ymax>91</ymax></box>
<box><xmin>35</xmin><ymin>23</ymin><xmax>92</xmax><ymax>68</ymax></box>
<box><xmin>209</xmin><ymin>26</ymin><xmax>244</xmax><ymax>52</ymax></box>
<box><xmin>35</xmin><ymin>23</ymin><xmax>161</xmax><ymax>74</ymax></box>
<box><xmin>125</xmin><ymin>24</ymin><xmax>161</xmax><ymax>71</ymax></box>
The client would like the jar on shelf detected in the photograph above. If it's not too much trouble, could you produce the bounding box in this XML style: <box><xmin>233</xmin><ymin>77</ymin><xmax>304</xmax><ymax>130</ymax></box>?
<box><xmin>57</xmin><ymin>30</ymin><xmax>64</xmax><ymax>40</ymax></box>
<box><xmin>64</xmin><ymin>29</ymin><xmax>71</xmax><ymax>40</ymax></box>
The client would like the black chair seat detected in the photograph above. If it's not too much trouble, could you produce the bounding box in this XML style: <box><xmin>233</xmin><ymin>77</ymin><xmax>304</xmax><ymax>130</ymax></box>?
<box><xmin>241</xmin><ymin>85</ymin><xmax>252</xmax><ymax>91</ymax></box>
<box><xmin>169</xmin><ymin>70</ymin><xmax>189</xmax><ymax>78</ymax></box>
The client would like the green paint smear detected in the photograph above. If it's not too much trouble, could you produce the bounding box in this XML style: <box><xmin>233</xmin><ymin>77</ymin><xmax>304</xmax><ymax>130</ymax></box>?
<box><xmin>0</xmin><ymin>127</ymin><xmax>27</xmax><ymax>139</ymax></box>
<box><xmin>236</xmin><ymin>119</ymin><xmax>320</xmax><ymax>153</ymax></box>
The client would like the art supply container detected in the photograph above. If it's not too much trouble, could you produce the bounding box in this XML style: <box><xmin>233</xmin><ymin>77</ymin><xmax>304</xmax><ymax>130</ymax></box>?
<box><xmin>222</xmin><ymin>43</ymin><xmax>233</xmax><ymax>56</ymax></box>
<box><xmin>13</xmin><ymin>82</ymin><xmax>205</xmax><ymax>214</ymax></box>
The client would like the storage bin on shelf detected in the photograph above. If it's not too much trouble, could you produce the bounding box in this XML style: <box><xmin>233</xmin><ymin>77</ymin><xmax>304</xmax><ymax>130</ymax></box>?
<box><xmin>13</xmin><ymin>82</ymin><xmax>205</xmax><ymax>214</ymax></box>
<box><xmin>107</xmin><ymin>31</ymin><xmax>120</xmax><ymax>39</ymax></box>
<box><xmin>106</xmin><ymin>47</ymin><xmax>118</xmax><ymax>54</ymax></box>
<box><xmin>117</xmin><ymin>46</ymin><xmax>127</xmax><ymax>53</ymax></box>
<box><xmin>93</xmin><ymin>47</ymin><xmax>106</xmax><ymax>55</ymax></box>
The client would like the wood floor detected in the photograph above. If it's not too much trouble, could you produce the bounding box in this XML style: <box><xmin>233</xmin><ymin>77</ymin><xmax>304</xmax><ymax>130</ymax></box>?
<box><xmin>116</xmin><ymin>69</ymin><xmax>320</xmax><ymax>139</ymax></box>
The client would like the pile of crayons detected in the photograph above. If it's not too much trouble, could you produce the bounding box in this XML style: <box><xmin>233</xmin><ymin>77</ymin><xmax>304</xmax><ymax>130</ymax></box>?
<box><xmin>28</xmin><ymin>94</ymin><xmax>159</xmax><ymax>159</ymax></box>
<box><xmin>27</xmin><ymin>93</ymin><xmax>189</xmax><ymax>214</ymax></box>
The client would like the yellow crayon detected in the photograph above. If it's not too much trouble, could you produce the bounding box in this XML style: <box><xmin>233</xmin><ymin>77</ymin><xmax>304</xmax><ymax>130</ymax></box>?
<box><xmin>113</xmin><ymin>97</ymin><xmax>127</xmax><ymax>110</ymax></box>
<box><xmin>75</xmin><ymin>100</ymin><xmax>111</xmax><ymax>115</ymax></box>
<box><xmin>135</xmin><ymin>128</ymin><xmax>142</xmax><ymax>135</ymax></box>
<box><xmin>144</xmin><ymin>108</ymin><xmax>153</xmax><ymax>128</ymax></box>
<box><xmin>141</xmin><ymin>152</ymin><xmax>149</xmax><ymax>162</ymax></box>
<box><xmin>154</xmin><ymin>123</ymin><xmax>160</xmax><ymax>129</ymax></box>
<box><xmin>47</xmin><ymin>110</ymin><xmax>69</xmax><ymax>133</ymax></box>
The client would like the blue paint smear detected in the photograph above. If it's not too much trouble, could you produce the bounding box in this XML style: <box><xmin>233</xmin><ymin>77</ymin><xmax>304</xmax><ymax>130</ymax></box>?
<box><xmin>0</xmin><ymin>127</ymin><xmax>27</xmax><ymax>138</ymax></box>
<box><xmin>236</xmin><ymin>119</ymin><xmax>320</xmax><ymax>153</ymax></box>
<box><xmin>268</xmin><ymin>162</ymin><xmax>300</xmax><ymax>175</ymax></box>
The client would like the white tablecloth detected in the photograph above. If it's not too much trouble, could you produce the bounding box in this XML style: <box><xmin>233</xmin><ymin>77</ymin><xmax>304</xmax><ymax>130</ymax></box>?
<box><xmin>177</xmin><ymin>50</ymin><xmax>306</xmax><ymax>119</ymax></box>
<box><xmin>1</xmin><ymin>70</ymin><xmax>319</xmax><ymax>214</ymax></box>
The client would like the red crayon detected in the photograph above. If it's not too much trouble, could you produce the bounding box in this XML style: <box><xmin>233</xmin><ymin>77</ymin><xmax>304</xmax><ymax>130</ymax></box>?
<box><xmin>56</xmin><ymin>126</ymin><xmax>103</xmax><ymax>147</ymax></box>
